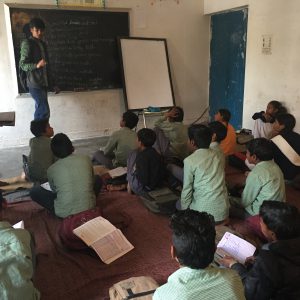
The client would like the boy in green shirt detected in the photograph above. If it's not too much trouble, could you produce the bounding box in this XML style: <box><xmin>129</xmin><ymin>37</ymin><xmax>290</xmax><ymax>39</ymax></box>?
<box><xmin>180</xmin><ymin>125</ymin><xmax>229</xmax><ymax>224</ymax></box>
<box><xmin>0</xmin><ymin>221</ymin><xmax>40</xmax><ymax>300</ymax></box>
<box><xmin>153</xmin><ymin>106</ymin><xmax>188</xmax><ymax>163</ymax></box>
<box><xmin>230</xmin><ymin>138</ymin><xmax>285</xmax><ymax>219</ymax></box>
<box><xmin>153</xmin><ymin>210</ymin><xmax>245</xmax><ymax>300</ymax></box>
<box><xmin>30</xmin><ymin>133</ymin><xmax>101</xmax><ymax>218</ymax></box>
<box><xmin>92</xmin><ymin>111</ymin><xmax>139</xmax><ymax>168</ymax></box>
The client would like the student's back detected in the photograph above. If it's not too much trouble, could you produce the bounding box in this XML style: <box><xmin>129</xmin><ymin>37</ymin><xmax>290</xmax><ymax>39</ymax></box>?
<box><xmin>28</xmin><ymin>136</ymin><xmax>54</xmax><ymax>182</ymax></box>
<box><xmin>48</xmin><ymin>154</ymin><xmax>95</xmax><ymax>218</ymax></box>
<box><xmin>154</xmin><ymin>266</ymin><xmax>244</xmax><ymax>300</ymax></box>
<box><xmin>27</xmin><ymin>119</ymin><xmax>55</xmax><ymax>182</ymax></box>
<box><xmin>104</xmin><ymin>127</ymin><xmax>137</xmax><ymax>167</ymax></box>
<box><xmin>181</xmin><ymin>148</ymin><xmax>228</xmax><ymax>222</ymax></box>
<box><xmin>180</xmin><ymin>125</ymin><xmax>228</xmax><ymax>223</ymax></box>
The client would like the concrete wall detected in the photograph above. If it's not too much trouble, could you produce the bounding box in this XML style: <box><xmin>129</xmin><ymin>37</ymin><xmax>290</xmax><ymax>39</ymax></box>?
<box><xmin>205</xmin><ymin>0</ymin><xmax>300</xmax><ymax>133</ymax></box>
<box><xmin>0</xmin><ymin>0</ymin><xmax>209</xmax><ymax>148</ymax></box>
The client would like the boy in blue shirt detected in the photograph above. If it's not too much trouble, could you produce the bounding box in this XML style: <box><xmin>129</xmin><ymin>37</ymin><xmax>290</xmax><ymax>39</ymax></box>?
<box><xmin>127</xmin><ymin>128</ymin><xmax>165</xmax><ymax>196</ymax></box>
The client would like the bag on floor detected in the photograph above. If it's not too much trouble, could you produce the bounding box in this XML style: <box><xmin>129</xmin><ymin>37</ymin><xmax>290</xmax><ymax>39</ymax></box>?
<box><xmin>141</xmin><ymin>187</ymin><xmax>178</xmax><ymax>215</ymax></box>
<box><xmin>109</xmin><ymin>276</ymin><xmax>158</xmax><ymax>300</ymax></box>
<box><xmin>58</xmin><ymin>207</ymin><xmax>102</xmax><ymax>250</ymax></box>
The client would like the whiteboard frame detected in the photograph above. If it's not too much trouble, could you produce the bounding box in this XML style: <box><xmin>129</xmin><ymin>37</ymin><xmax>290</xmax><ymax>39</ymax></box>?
<box><xmin>118</xmin><ymin>37</ymin><xmax>175</xmax><ymax>111</ymax></box>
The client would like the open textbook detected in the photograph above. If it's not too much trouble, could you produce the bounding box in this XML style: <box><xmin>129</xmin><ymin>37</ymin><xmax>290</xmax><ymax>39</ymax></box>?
<box><xmin>108</xmin><ymin>167</ymin><xmax>127</xmax><ymax>178</ymax></box>
<box><xmin>216</xmin><ymin>232</ymin><xmax>256</xmax><ymax>264</ymax></box>
<box><xmin>73</xmin><ymin>216</ymin><xmax>134</xmax><ymax>264</ymax></box>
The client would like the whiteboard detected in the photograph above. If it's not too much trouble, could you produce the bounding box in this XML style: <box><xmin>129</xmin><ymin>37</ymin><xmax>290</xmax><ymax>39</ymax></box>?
<box><xmin>119</xmin><ymin>38</ymin><xmax>175</xmax><ymax>110</ymax></box>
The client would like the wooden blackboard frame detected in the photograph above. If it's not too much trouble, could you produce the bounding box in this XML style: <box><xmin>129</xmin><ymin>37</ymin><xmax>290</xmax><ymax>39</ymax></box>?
<box><xmin>118</xmin><ymin>37</ymin><xmax>175</xmax><ymax>111</ymax></box>
<box><xmin>4</xmin><ymin>3</ymin><xmax>131</xmax><ymax>95</ymax></box>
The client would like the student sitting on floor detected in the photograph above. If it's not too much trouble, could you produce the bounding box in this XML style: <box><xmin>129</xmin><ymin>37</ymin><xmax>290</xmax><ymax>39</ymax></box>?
<box><xmin>127</xmin><ymin>128</ymin><xmax>165</xmax><ymax>196</ymax></box>
<box><xmin>252</xmin><ymin>100</ymin><xmax>287</xmax><ymax>139</ymax></box>
<box><xmin>214</xmin><ymin>108</ymin><xmax>237</xmax><ymax>156</ymax></box>
<box><xmin>153</xmin><ymin>210</ymin><xmax>245</xmax><ymax>300</ymax></box>
<box><xmin>153</xmin><ymin>106</ymin><xmax>188</xmax><ymax>164</ymax></box>
<box><xmin>208</xmin><ymin>121</ymin><xmax>227</xmax><ymax>168</ymax></box>
<box><xmin>230</xmin><ymin>138</ymin><xmax>285</xmax><ymax>219</ymax></box>
<box><xmin>271</xmin><ymin>113</ymin><xmax>300</xmax><ymax>185</ymax></box>
<box><xmin>0</xmin><ymin>221</ymin><xmax>40</xmax><ymax>300</ymax></box>
<box><xmin>167</xmin><ymin>121</ymin><xmax>227</xmax><ymax>184</ymax></box>
<box><xmin>30</xmin><ymin>133</ymin><xmax>101</xmax><ymax>218</ymax></box>
<box><xmin>180</xmin><ymin>125</ymin><xmax>229</xmax><ymax>224</ymax></box>
<box><xmin>27</xmin><ymin>119</ymin><xmax>55</xmax><ymax>182</ymax></box>
<box><xmin>92</xmin><ymin>111</ymin><xmax>139</xmax><ymax>169</ymax></box>
<box><xmin>1</xmin><ymin>119</ymin><xmax>55</xmax><ymax>185</ymax></box>
<box><xmin>220</xmin><ymin>201</ymin><xmax>300</xmax><ymax>300</ymax></box>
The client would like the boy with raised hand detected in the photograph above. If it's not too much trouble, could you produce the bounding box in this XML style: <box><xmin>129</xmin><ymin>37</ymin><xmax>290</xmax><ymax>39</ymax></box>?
<box><xmin>92</xmin><ymin>111</ymin><xmax>139</xmax><ymax>169</ymax></box>
<box><xmin>230</xmin><ymin>138</ymin><xmax>285</xmax><ymax>219</ymax></box>
<box><xmin>220</xmin><ymin>201</ymin><xmax>300</xmax><ymax>300</ymax></box>
<box><xmin>153</xmin><ymin>210</ymin><xmax>245</xmax><ymax>300</ymax></box>
<box><xmin>127</xmin><ymin>128</ymin><xmax>165</xmax><ymax>196</ymax></box>
<box><xmin>153</xmin><ymin>106</ymin><xmax>188</xmax><ymax>163</ymax></box>
<box><xmin>30</xmin><ymin>133</ymin><xmax>99</xmax><ymax>218</ymax></box>
<box><xmin>180</xmin><ymin>124</ymin><xmax>229</xmax><ymax>224</ymax></box>
<box><xmin>214</xmin><ymin>108</ymin><xmax>237</xmax><ymax>156</ymax></box>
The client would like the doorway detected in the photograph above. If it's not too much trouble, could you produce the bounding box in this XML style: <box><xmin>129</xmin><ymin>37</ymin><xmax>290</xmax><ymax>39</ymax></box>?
<box><xmin>209</xmin><ymin>9</ymin><xmax>248</xmax><ymax>129</ymax></box>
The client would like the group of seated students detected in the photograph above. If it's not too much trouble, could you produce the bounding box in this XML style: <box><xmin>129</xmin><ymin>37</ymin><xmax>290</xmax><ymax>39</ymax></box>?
<box><xmin>1</xmin><ymin>104</ymin><xmax>300</xmax><ymax>299</ymax></box>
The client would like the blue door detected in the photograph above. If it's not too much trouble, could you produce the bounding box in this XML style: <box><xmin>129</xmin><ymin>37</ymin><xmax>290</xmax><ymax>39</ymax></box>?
<box><xmin>209</xmin><ymin>9</ymin><xmax>248</xmax><ymax>129</ymax></box>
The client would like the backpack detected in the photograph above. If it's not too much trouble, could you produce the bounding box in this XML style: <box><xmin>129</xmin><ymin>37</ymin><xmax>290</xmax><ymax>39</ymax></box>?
<box><xmin>141</xmin><ymin>187</ymin><xmax>179</xmax><ymax>215</ymax></box>
<box><xmin>109</xmin><ymin>276</ymin><xmax>158</xmax><ymax>300</ymax></box>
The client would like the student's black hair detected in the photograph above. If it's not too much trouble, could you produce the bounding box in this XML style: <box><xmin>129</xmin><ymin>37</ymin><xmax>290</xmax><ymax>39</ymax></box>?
<box><xmin>275</xmin><ymin>113</ymin><xmax>296</xmax><ymax>133</ymax></box>
<box><xmin>137</xmin><ymin>128</ymin><xmax>156</xmax><ymax>147</ymax></box>
<box><xmin>29</xmin><ymin>18</ymin><xmax>45</xmax><ymax>30</ymax></box>
<box><xmin>188</xmin><ymin>124</ymin><xmax>212</xmax><ymax>149</ymax></box>
<box><xmin>268</xmin><ymin>100</ymin><xmax>287</xmax><ymax>116</ymax></box>
<box><xmin>208</xmin><ymin>121</ymin><xmax>227</xmax><ymax>143</ymax></box>
<box><xmin>218</xmin><ymin>108</ymin><xmax>231</xmax><ymax>123</ymax></box>
<box><xmin>246</xmin><ymin>138</ymin><xmax>273</xmax><ymax>161</ymax></box>
<box><xmin>170</xmin><ymin>209</ymin><xmax>216</xmax><ymax>269</ymax></box>
<box><xmin>51</xmin><ymin>133</ymin><xmax>73</xmax><ymax>158</ymax></box>
<box><xmin>169</xmin><ymin>106</ymin><xmax>184</xmax><ymax>122</ymax></box>
<box><xmin>260</xmin><ymin>201</ymin><xmax>300</xmax><ymax>240</ymax></box>
<box><xmin>30</xmin><ymin>119</ymin><xmax>49</xmax><ymax>137</ymax></box>
<box><xmin>122</xmin><ymin>111</ymin><xmax>139</xmax><ymax>129</ymax></box>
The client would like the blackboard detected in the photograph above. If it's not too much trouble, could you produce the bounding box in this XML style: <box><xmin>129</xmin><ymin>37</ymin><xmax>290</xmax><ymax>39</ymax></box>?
<box><xmin>9</xmin><ymin>7</ymin><xmax>129</xmax><ymax>93</ymax></box>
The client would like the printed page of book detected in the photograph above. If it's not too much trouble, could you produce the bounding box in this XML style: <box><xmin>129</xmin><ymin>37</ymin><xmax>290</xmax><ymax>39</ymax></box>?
<box><xmin>217</xmin><ymin>232</ymin><xmax>256</xmax><ymax>264</ymax></box>
<box><xmin>91</xmin><ymin>229</ymin><xmax>134</xmax><ymax>264</ymax></box>
<box><xmin>108</xmin><ymin>167</ymin><xmax>127</xmax><ymax>178</ymax></box>
<box><xmin>73</xmin><ymin>216</ymin><xmax>116</xmax><ymax>246</ymax></box>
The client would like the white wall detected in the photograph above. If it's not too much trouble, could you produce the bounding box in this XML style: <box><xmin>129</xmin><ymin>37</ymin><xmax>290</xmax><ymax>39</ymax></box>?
<box><xmin>205</xmin><ymin>0</ymin><xmax>300</xmax><ymax>133</ymax></box>
<box><xmin>0</xmin><ymin>0</ymin><xmax>209</xmax><ymax>148</ymax></box>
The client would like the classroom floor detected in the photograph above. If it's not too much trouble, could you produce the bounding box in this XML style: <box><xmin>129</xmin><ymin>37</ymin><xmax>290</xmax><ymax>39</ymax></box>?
<box><xmin>0</xmin><ymin>137</ymin><xmax>108</xmax><ymax>178</ymax></box>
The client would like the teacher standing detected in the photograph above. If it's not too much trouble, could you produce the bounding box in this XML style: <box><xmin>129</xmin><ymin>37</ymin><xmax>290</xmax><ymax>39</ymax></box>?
<box><xmin>19</xmin><ymin>18</ymin><xmax>58</xmax><ymax>120</ymax></box>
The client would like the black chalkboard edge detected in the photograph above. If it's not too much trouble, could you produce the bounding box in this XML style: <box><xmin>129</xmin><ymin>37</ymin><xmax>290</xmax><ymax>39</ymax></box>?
<box><xmin>117</xmin><ymin>37</ymin><xmax>176</xmax><ymax>112</ymax></box>
<box><xmin>6</xmin><ymin>3</ymin><xmax>130</xmax><ymax>13</ymax></box>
